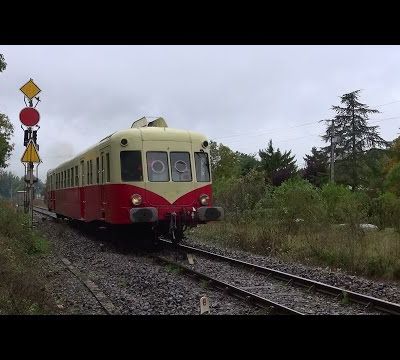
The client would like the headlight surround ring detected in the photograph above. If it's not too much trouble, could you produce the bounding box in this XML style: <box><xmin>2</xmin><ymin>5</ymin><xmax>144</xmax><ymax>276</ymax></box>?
<box><xmin>199</xmin><ymin>194</ymin><xmax>209</xmax><ymax>206</ymax></box>
<box><xmin>131</xmin><ymin>194</ymin><xmax>142</xmax><ymax>206</ymax></box>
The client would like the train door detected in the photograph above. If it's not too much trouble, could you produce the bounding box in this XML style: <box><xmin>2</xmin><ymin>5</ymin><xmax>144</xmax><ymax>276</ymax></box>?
<box><xmin>99</xmin><ymin>146</ymin><xmax>110</xmax><ymax>220</ymax></box>
<box><xmin>79</xmin><ymin>159</ymin><xmax>86</xmax><ymax>220</ymax></box>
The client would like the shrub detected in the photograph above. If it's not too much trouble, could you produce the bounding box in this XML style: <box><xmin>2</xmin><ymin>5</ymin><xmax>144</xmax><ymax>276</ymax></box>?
<box><xmin>0</xmin><ymin>200</ymin><xmax>51</xmax><ymax>314</ymax></box>
<box><xmin>271</xmin><ymin>178</ymin><xmax>327</xmax><ymax>232</ymax></box>
<box><xmin>370</xmin><ymin>192</ymin><xmax>400</xmax><ymax>231</ymax></box>
<box><xmin>214</xmin><ymin>170</ymin><xmax>271</xmax><ymax>221</ymax></box>
<box><xmin>321</xmin><ymin>183</ymin><xmax>369</xmax><ymax>226</ymax></box>
<box><xmin>385</xmin><ymin>162</ymin><xmax>400</xmax><ymax>196</ymax></box>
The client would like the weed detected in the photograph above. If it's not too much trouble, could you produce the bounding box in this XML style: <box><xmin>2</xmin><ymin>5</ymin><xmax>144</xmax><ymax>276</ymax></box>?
<box><xmin>0</xmin><ymin>200</ymin><xmax>52</xmax><ymax>314</ymax></box>
<box><xmin>165</xmin><ymin>263</ymin><xmax>182</xmax><ymax>274</ymax></box>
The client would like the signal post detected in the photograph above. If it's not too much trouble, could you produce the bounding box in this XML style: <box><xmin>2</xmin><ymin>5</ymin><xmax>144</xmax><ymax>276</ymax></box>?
<box><xmin>19</xmin><ymin>79</ymin><xmax>42</xmax><ymax>227</ymax></box>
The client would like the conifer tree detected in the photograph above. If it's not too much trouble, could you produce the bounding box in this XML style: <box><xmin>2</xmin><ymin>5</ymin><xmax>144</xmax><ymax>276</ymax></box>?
<box><xmin>259</xmin><ymin>140</ymin><xmax>297</xmax><ymax>186</ymax></box>
<box><xmin>303</xmin><ymin>147</ymin><xmax>329</xmax><ymax>187</ymax></box>
<box><xmin>322</xmin><ymin>90</ymin><xmax>387</xmax><ymax>190</ymax></box>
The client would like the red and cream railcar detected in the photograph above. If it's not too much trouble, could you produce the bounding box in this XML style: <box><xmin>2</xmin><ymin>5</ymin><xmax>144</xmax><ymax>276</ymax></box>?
<box><xmin>45</xmin><ymin>118</ymin><xmax>223</xmax><ymax>241</ymax></box>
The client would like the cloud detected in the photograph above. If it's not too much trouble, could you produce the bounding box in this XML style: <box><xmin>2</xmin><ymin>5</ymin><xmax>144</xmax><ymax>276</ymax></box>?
<box><xmin>1</xmin><ymin>45</ymin><xmax>399</xmax><ymax>180</ymax></box>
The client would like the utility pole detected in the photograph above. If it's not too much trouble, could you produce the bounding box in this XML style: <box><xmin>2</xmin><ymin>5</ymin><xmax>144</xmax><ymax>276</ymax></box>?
<box><xmin>330</xmin><ymin>119</ymin><xmax>335</xmax><ymax>183</ymax></box>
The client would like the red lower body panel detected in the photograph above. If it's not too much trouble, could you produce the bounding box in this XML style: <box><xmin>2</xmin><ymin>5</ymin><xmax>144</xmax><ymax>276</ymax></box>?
<box><xmin>47</xmin><ymin>183</ymin><xmax>212</xmax><ymax>225</ymax></box>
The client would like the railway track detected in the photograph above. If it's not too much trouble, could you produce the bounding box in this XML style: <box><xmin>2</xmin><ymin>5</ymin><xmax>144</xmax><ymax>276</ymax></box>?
<box><xmin>33</xmin><ymin>206</ymin><xmax>57</xmax><ymax>218</ymax></box>
<box><xmin>33</xmin><ymin>206</ymin><xmax>117</xmax><ymax>315</ymax></box>
<box><xmin>153</xmin><ymin>254</ymin><xmax>303</xmax><ymax>314</ymax></box>
<box><xmin>159</xmin><ymin>239</ymin><xmax>400</xmax><ymax>315</ymax></box>
<box><xmin>34</xmin><ymin>206</ymin><xmax>301</xmax><ymax>314</ymax></box>
<box><xmin>33</xmin><ymin>206</ymin><xmax>400</xmax><ymax>315</ymax></box>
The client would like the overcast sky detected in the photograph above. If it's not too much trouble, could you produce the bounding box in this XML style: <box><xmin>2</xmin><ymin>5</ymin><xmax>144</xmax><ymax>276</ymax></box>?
<box><xmin>1</xmin><ymin>45</ymin><xmax>400</xmax><ymax>181</ymax></box>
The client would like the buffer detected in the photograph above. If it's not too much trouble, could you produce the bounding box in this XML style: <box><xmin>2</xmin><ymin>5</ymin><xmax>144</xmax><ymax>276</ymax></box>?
<box><xmin>21</xmin><ymin>140</ymin><xmax>41</xmax><ymax>163</ymax></box>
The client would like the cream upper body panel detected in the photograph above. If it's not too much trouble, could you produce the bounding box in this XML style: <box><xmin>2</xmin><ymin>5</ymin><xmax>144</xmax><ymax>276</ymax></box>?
<box><xmin>47</xmin><ymin>126</ymin><xmax>211</xmax><ymax>197</ymax></box>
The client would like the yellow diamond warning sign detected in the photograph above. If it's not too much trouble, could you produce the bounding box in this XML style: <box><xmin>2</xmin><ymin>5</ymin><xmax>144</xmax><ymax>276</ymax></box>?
<box><xmin>21</xmin><ymin>140</ymin><xmax>41</xmax><ymax>163</ymax></box>
<box><xmin>20</xmin><ymin>79</ymin><xmax>41</xmax><ymax>100</ymax></box>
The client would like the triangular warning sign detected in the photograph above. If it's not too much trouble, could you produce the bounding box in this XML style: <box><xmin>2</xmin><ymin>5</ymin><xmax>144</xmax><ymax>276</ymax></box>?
<box><xmin>21</xmin><ymin>140</ymin><xmax>41</xmax><ymax>163</ymax></box>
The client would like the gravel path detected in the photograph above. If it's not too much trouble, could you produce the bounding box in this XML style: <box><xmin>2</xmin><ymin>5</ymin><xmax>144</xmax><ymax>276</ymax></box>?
<box><xmin>183</xmin><ymin>234</ymin><xmax>400</xmax><ymax>306</ymax></box>
<box><xmin>34</xmin><ymin>215</ymin><xmax>263</xmax><ymax>315</ymax></box>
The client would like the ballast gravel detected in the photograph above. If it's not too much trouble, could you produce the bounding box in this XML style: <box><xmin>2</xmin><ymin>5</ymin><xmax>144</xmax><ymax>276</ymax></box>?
<box><xmin>158</xmin><ymin>248</ymin><xmax>381</xmax><ymax>315</ymax></box>
<box><xmin>34</xmin><ymin>215</ymin><xmax>264</xmax><ymax>315</ymax></box>
<box><xmin>182</xmin><ymin>234</ymin><xmax>400</xmax><ymax>307</ymax></box>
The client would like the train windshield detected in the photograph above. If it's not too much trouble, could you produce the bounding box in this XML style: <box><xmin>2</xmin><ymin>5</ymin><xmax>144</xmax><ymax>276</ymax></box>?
<box><xmin>147</xmin><ymin>152</ymin><xmax>170</xmax><ymax>182</ymax></box>
<box><xmin>170</xmin><ymin>152</ymin><xmax>192</xmax><ymax>182</ymax></box>
<box><xmin>120</xmin><ymin>151</ymin><xmax>143</xmax><ymax>181</ymax></box>
<box><xmin>195</xmin><ymin>152</ymin><xmax>210</xmax><ymax>182</ymax></box>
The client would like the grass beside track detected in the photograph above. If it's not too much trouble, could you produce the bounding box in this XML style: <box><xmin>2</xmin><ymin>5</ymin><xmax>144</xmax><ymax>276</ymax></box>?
<box><xmin>0</xmin><ymin>200</ymin><xmax>53</xmax><ymax>314</ymax></box>
<box><xmin>191</xmin><ymin>221</ymin><xmax>400</xmax><ymax>281</ymax></box>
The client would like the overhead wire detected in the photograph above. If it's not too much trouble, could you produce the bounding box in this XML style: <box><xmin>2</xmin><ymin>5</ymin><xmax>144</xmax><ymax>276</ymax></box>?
<box><xmin>211</xmin><ymin>99</ymin><xmax>400</xmax><ymax>153</ymax></box>
<box><xmin>212</xmin><ymin>100</ymin><xmax>400</xmax><ymax>143</ymax></box>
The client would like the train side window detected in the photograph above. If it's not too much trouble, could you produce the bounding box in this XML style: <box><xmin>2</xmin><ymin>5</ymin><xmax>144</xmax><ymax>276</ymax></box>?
<box><xmin>87</xmin><ymin>161</ymin><xmax>90</xmax><ymax>185</ymax></box>
<box><xmin>147</xmin><ymin>151</ymin><xmax>169</xmax><ymax>182</ymax></box>
<box><xmin>101</xmin><ymin>154</ymin><xmax>104</xmax><ymax>184</ymax></box>
<box><xmin>90</xmin><ymin>160</ymin><xmax>93</xmax><ymax>184</ymax></box>
<box><xmin>75</xmin><ymin>166</ymin><xmax>79</xmax><ymax>186</ymax></box>
<box><xmin>170</xmin><ymin>152</ymin><xmax>192</xmax><ymax>182</ymax></box>
<box><xmin>96</xmin><ymin>157</ymin><xmax>100</xmax><ymax>184</ymax></box>
<box><xmin>195</xmin><ymin>152</ymin><xmax>211</xmax><ymax>182</ymax></box>
<box><xmin>80</xmin><ymin>161</ymin><xmax>85</xmax><ymax>186</ymax></box>
<box><xmin>120</xmin><ymin>151</ymin><xmax>143</xmax><ymax>182</ymax></box>
<box><xmin>71</xmin><ymin>167</ymin><xmax>74</xmax><ymax>187</ymax></box>
<box><xmin>67</xmin><ymin>169</ymin><xmax>70</xmax><ymax>188</ymax></box>
<box><xmin>64</xmin><ymin>171</ymin><xmax>67</xmax><ymax>188</ymax></box>
<box><xmin>106</xmin><ymin>153</ymin><xmax>110</xmax><ymax>183</ymax></box>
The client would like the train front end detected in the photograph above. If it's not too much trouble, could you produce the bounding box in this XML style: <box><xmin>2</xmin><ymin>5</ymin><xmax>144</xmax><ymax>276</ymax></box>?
<box><xmin>116</xmin><ymin>126</ymin><xmax>223</xmax><ymax>242</ymax></box>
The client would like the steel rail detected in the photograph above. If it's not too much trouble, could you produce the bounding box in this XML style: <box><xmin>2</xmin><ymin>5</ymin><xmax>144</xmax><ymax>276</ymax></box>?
<box><xmin>33</xmin><ymin>206</ymin><xmax>56</xmax><ymax>218</ymax></box>
<box><xmin>153</xmin><ymin>255</ymin><xmax>304</xmax><ymax>315</ymax></box>
<box><xmin>34</xmin><ymin>208</ymin><xmax>400</xmax><ymax>314</ymax></box>
<box><xmin>33</xmin><ymin>206</ymin><xmax>117</xmax><ymax>315</ymax></box>
<box><xmin>160</xmin><ymin>239</ymin><xmax>400</xmax><ymax>315</ymax></box>
<box><xmin>33</xmin><ymin>207</ymin><xmax>301</xmax><ymax>314</ymax></box>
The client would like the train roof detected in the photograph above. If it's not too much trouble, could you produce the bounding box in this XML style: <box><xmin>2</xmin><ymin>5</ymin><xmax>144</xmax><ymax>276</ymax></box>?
<box><xmin>47</xmin><ymin>126</ymin><xmax>208</xmax><ymax>175</ymax></box>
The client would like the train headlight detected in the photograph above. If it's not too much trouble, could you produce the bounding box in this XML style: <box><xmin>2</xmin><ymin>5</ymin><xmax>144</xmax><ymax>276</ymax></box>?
<box><xmin>199</xmin><ymin>194</ymin><xmax>209</xmax><ymax>206</ymax></box>
<box><xmin>131</xmin><ymin>194</ymin><xmax>142</xmax><ymax>206</ymax></box>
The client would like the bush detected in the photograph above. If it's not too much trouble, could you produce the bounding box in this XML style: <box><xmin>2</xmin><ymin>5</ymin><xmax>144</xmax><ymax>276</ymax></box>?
<box><xmin>214</xmin><ymin>170</ymin><xmax>271</xmax><ymax>221</ymax></box>
<box><xmin>370</xmin><ymin>192</ymin><xmax>400</xmax><ymax>231</ymax></box>
<box><xmin>271</xmin><ymin>178</ymin><xmax>327</xmax><ymax>232</ymax></box>
<box><xmin>202</xmin><ymin>171</ymin><xmax>400</xmax><ymax>280</ymax></box>
<box><xmin>0</xmin><ymin>200</ymin><xmax>51</xmax><ymax>314</ymax></box>
<box><xmin>321</xmin><ymin>183</ymin><xmax>369</xmax><ymax>226</ymax></box>
<box><xmin>0</xmin><ymin>200</ymin><xmax>47</xmax><ymax>255</ymax></box>
<box><xmin>385</xmin><ymin>162</ymin><xmax>400</xmax><ymax>196</ymax></box>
